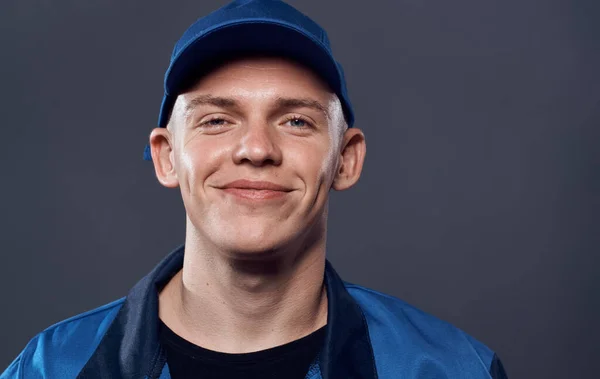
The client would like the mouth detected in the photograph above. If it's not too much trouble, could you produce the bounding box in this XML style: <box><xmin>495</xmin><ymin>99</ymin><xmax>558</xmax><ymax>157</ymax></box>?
<box><xmin>217</xmin><ymin>180</ymin><xmax>294</xmax><ymax>201</ymax></box>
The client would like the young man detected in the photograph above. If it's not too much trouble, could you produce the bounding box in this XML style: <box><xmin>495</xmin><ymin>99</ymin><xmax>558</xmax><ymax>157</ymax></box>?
<box><xmin>2</xmin><ymin>1</ymin><xmax>507</xmax><ymax>378</ymax></box>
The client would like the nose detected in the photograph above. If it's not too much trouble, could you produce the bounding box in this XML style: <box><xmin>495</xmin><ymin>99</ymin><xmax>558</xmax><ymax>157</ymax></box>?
<box><xmin>232</xmin><ymin>121</ymin><xmax>283</xmax><ymax>166</ymax></box>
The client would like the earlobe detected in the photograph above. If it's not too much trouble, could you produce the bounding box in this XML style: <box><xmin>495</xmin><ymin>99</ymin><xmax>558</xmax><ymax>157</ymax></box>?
<box><xmin>332</xmin><ymin>128</ymin><xmax>366</xmax><ymax>191</ymax></box>
<box><xmin>149</xmin><ymin>128</ymin><xmax>179</xmax><ymax>188</ymax></box>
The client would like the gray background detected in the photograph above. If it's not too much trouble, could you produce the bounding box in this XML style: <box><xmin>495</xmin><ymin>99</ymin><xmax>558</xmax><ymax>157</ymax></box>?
<box><xmin>1</xmin><ymin>0</ymin><xmax>598</xmax><ymax>378</ymax></box>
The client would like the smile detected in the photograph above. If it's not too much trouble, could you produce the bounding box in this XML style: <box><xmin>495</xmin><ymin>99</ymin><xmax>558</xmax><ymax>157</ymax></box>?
<box><xmin>221</xmin><ymin>188</ymin><xmax>289</xmax><ymax>200</ymax></box>
<box><xmin>218</xmin><ymin>180</ymin><xmax>294</xmax><ymax>201</ymax></box>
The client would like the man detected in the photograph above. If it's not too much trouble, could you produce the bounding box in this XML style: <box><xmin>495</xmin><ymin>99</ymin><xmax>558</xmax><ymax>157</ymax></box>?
<box><xmin>2</xmin><ymin>0</ymin><xmax>507</xmax><ymax>378</ymax></box>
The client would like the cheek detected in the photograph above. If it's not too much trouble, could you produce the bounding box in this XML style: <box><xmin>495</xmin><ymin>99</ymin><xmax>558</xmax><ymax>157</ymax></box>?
<box><xmin>175</xmin><ymin>136</ymin><xmax>226</xmax><ymax>195</ymax></box>
<box><xmin>175</xmin><ymin>144</ymin><xmax>200</xmax><ymax>194</ymax></box>
<box><xmin>320</xmin><ymin>144</ymin><xmax>339</xmax><ymax>179</ymax></box>
<box><xmin>289</xmin><ymin>139</ymin><xmax>338</xmax><ymax>190</ymax></box>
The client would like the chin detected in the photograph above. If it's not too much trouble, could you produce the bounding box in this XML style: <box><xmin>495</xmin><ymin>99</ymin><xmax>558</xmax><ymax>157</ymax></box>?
<box><xmin>222</xmin><ymin>235</ymin><xmax>292</xmax><ymax>260</ymax></box>
<box><xmin>188</xmin><ymin>208</ymin><xmax>315</xmax><ymax>261</ymax></box>
<box><xmin>209</xmin><ymin>220</ymin><xmax>299</xmax><ymax>259</ymax></box>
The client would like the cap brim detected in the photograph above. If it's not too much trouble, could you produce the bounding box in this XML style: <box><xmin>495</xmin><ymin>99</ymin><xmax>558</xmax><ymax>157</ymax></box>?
<box><xmin>157</xmin><ymin>19</ymin><xmax>347</xmax><ymax>128</ymax></box>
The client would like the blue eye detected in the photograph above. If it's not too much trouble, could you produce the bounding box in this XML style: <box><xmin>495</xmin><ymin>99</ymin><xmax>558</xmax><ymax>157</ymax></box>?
<box><xmin>289</xmin><ymin>118</ymin><xmax>306</xmax><ymax>127</ymax></box>
<box><xmin>286</xmin><ymin>116</ymin><xmax>312</xmax><ymax>128</ymax></box>
<box><xmin>201</xmin><ymin>118</ymin><xmax>228</xmax><ymax>127</ymax></box>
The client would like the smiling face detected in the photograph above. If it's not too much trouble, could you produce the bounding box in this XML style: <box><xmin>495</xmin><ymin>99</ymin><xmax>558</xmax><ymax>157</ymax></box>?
<box><xmin>150</xmin><ymin>57</ymin><xmax>365</xmax><ymax>259</ymax></box>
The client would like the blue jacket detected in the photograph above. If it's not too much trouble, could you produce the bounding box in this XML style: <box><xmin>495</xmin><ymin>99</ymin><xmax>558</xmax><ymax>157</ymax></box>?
<box><xmin>1</xmin><ymin>246</ymin><xmax>507</xmax><ymax>378</ymax></box>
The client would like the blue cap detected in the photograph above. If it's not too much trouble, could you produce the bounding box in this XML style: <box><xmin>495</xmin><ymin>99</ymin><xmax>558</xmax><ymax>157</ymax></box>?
<box><xmin>144</xmin><ymin>0</ymin><xmax>354</xmax><ymax>160</ymax></box>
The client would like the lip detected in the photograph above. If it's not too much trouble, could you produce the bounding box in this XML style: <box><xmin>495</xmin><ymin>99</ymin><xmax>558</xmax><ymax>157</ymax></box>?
<box><xmin>217</xmin><ymin>180</ymin><xmax>294</xmax><ymax>201</ymax></box>
<box><xmin>221</xmin><ymin>180</ymin><xmax>293</xmax><ymax>192</ymax></box>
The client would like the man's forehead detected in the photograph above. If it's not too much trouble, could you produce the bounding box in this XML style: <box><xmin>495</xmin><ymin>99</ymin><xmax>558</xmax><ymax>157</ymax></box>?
<box><xmin>180</xmin><ymin>94</ymin><xmax>334</xmax><ymax>118</ymax></box>
<box><xmin>172</xmin><ymin>57</ymin><xmax>342</xmax><ymax>115</ymax></box>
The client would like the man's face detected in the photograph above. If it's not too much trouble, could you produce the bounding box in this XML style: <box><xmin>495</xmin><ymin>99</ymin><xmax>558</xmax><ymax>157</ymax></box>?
<box><xmin>151</xmin><ymin>57</ymin><xmax>363</xmax><ymax>258</ymax></box>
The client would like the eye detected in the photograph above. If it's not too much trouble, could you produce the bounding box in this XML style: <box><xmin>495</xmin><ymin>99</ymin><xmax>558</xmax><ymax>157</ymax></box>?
<box><xmin>283</xmin><ymin>115</ymin><xmax>313</xmax><ymax>129</ymax></box>
<box><xmin>199</xmin><ymin>117</ymin><xmax>231</xmax><ymax>127</ymax></box>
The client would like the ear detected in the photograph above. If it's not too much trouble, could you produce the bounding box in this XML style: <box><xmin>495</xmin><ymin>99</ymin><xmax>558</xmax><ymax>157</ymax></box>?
<box><xmin>149</xmin><ymin>127</ymin><xmax>179</xmax><ymax>188</ymax></box>
<box><xmin>332</xmin><ymin>128</ymin><xmax>366</xmax><ymax>191</ymax></box>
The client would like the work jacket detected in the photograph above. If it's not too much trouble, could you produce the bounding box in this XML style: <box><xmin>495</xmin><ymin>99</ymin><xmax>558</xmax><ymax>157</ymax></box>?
<box><xmin>1</xmin><ymin>245</ymin><xmax>507</xmax><ymax>378</ymax></box>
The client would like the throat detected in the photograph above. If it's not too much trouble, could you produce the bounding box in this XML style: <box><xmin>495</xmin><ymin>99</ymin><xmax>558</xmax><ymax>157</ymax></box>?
<box><xmin>158</xmin><ymin>255</ymin><xmax>328</xmax><ymax>354</ymax></box>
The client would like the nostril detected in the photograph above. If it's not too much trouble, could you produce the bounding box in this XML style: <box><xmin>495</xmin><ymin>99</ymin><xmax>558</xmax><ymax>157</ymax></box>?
<box><xmin>240</xmin><ymin>156</ymin><xmax>278</xmax><ymax>167</ymax></box>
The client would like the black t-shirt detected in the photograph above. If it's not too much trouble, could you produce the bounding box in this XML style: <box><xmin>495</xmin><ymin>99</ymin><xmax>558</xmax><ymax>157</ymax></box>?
<box><xmin>159</xmin><ymin>321</ymin><xmax>326</xmax><ymax>379</ymax></box>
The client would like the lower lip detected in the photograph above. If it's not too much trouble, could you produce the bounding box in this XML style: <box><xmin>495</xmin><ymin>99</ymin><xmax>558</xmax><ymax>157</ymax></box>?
<box><xmin>222</xmin><ymin>188</ymin><xmax>290</xmax><ymax>200</ymax></box>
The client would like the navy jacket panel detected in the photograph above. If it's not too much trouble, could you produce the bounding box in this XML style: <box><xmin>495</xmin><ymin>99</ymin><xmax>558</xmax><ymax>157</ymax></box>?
<box><xmin>77</xmin><ymin>247</ymin><xmax>185</xmax><ymax>379</ymax></box>
<box><xmin>348</xmin><ymin>285</ymin><xmax>496</xmax><ymax>378</ymax></box>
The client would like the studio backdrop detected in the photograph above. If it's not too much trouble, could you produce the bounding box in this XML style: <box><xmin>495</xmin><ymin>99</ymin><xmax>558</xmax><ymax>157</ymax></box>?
<box><xmin>1</xmin><ymin>0</ymin><xmax>598</xmax><ymax>378</ymax></box>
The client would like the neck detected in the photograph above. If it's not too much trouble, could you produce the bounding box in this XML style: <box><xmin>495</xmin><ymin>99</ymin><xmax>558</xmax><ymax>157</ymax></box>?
<box><xmin>159</xmin><ymin>220</ymin><xmax>328</xmax><ymax>353</ymax></box>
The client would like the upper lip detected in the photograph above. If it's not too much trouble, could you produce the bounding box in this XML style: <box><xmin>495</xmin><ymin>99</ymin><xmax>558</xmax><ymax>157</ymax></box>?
<box><xmin>220</xmin><ymin>180</ymin><xmax>293</xmax><ymax>192</ymax></box>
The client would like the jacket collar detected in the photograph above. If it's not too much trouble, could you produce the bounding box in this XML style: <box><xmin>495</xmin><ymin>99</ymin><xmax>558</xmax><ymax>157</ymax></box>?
<box><xmin>78</xmin><ymin>245</ymin><xmax>377</xmax><ymax>379</ymax></box>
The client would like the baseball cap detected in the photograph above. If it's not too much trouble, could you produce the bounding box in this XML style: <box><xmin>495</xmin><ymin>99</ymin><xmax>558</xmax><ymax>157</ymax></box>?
<box><xmin>143</xmin><ymin>0</ymin><xmax>354</xmax><ymax>160</ymax></box>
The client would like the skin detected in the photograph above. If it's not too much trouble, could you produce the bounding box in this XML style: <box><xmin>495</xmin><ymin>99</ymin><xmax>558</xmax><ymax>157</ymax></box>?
<box><xmin>150</xmin><ymin>56</ymin><xmax>366</xmax><ymax>353</ymax></box>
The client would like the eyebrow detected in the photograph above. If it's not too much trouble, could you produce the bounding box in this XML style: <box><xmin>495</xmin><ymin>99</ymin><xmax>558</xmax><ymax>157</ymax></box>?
<box><xmin>274</xmin><ymin>97</ymin><xmax>329</xmax><ymax>118</ymax></box>
<box><xmin>184</xmin><ymin>95</ymin><xmax>329</xmax><ymax>118</ymax></box>
<box><xmin>185</xmin><ymin>95</ymin><xmax>239</xmax><ymax>113</ymax></box>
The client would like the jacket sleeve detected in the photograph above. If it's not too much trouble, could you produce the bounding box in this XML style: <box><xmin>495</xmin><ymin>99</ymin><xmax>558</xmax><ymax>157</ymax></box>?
<box><xmin>490</xmin><ymin>354</ymin><xmax>508</xmax><ymax>379</ymax></box>
<box><xmin>0</xmin><ymin>353</ymin><xmax>23</xmax><ymax>379</ymax></box>
<box><xmin>0</xmin><ymin>336</ymin><xmax>47</xmax><ymax>379</ymax></box>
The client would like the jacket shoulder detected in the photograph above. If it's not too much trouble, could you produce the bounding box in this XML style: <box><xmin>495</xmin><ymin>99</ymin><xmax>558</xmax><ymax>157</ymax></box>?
<box><xmin>1</xmin><ymin>298</ymin><xmax>124</xmax><ymax>379</ymax></box>
<box><xmin>346</xmin><ymin>283</ymin><xmax>498</xmax><ymax>378</ymax></box>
